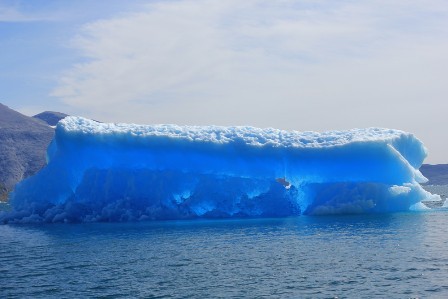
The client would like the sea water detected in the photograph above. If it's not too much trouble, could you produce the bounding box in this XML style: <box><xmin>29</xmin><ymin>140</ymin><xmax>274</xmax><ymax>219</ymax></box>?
<box><xmin>2</xmin><ymin>212</ymin><xmax>448</xmax><ymax>298</ymax></box>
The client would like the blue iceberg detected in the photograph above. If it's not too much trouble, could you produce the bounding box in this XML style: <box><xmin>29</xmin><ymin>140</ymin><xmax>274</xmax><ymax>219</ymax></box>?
<box><xmin>1</xmin><ymin>117</ymin><xmax>437</xmax><ymax>223</ymax></box>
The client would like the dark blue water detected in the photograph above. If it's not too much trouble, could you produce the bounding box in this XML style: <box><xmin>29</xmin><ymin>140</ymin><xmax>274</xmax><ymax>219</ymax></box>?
<box><xmin>1</xmin><ymin>212</ymin><xmax>448</xmax><ymax>298</ymax></box>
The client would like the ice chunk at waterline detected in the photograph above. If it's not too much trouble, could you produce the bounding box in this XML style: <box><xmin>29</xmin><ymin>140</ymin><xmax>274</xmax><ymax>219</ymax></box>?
<box><xmin>1</xmin><ymin>117</ymin><xmax>435</xmax><ymax>223</ymax></box>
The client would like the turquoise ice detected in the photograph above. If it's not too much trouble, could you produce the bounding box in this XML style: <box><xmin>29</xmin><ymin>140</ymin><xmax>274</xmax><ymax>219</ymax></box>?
<box><xmin>2</xmin><ymin>117</ymin><xmax>437</xmax><ymax>223</ymax></box>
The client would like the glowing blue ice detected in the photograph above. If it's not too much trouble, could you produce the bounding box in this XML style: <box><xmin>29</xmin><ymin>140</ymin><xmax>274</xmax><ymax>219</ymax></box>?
<box><xmin>1</xmin><ymin>117</ymin><xmax>437</xmax><ymax>223</ymax></box>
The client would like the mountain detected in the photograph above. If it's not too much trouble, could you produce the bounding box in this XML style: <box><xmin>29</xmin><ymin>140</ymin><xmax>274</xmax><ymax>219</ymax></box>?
<box><xmin>420</xmin><ymin>164</ymin><xmax>448</xmax><ymax>185</ymax></box>
<box><xmin>0</xmin><ymin>104</ymin><xmax>54</xmax><ymax>201</ymax></box>
<box><xmin>33</xmin><ymin>111</ymin><xmax>68</xmax><ymax>126</ymax></box>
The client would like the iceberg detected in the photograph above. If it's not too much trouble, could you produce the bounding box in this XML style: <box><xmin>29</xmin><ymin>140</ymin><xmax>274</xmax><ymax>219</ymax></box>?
<box><xmin>0</xmin><ymin>117</ymin><xmax>436</xmax><ymax>223</ymax></box>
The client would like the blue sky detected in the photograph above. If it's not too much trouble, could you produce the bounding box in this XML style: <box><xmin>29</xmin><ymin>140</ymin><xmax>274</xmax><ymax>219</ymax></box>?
<box><xmin>1</xmin><ymin>0</ymin><xmax>147</xmax><ymax>111</ymax></box>
<box><xmin>1</xmin><ymin>0</ymin><xmax>448</xmax><ymax>163</ymax></box>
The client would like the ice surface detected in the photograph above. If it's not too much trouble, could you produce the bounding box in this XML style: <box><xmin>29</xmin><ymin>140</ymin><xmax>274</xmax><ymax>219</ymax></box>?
<box><xmin>0</xmin><ymin>117</ymin><xmax>436</xmax><ymax>223</ymax></box>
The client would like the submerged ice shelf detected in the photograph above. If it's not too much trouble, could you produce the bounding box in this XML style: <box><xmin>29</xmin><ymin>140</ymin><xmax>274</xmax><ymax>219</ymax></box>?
<box><xmin>1</xmin><ymin>117</ymin><xmax>438</xmax><ymax>223</ymax></box>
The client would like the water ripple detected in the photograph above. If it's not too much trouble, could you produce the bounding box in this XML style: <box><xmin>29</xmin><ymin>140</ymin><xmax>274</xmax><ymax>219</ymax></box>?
<box><xmin>1</xmin><ymin>213</ymin><xmax>448</xmax><ymax>297</ymax></box>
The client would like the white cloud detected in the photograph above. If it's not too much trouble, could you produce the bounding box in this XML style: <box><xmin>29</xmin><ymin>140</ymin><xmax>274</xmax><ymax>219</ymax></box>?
<box><xmin>51</xmin><ymin>0</ymin><xmax>448</xmax><ymax>162</ymax></box>
<box><xmin>0</xmin><ymin>5</ymin><xmax>34</xmax><ymax>22</ymax></box>
<box><xmin>0</xmin><ymin>2</ymin><xmax>56</xmax><ymax>22</ymax></box>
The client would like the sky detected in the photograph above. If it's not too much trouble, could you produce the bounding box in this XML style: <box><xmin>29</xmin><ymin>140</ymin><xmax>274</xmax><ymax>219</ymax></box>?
<box><xmin>1</xmin><ymin>0</ymin><xmax>447</xmax><ymax>163</ymax></box>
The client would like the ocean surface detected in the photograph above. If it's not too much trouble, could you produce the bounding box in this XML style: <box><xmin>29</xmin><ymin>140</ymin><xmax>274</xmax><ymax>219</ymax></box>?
<box><xmin>2</xmin><ymin>211</ymin><xmax>448</xmax><ymax>298</ymax></box>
